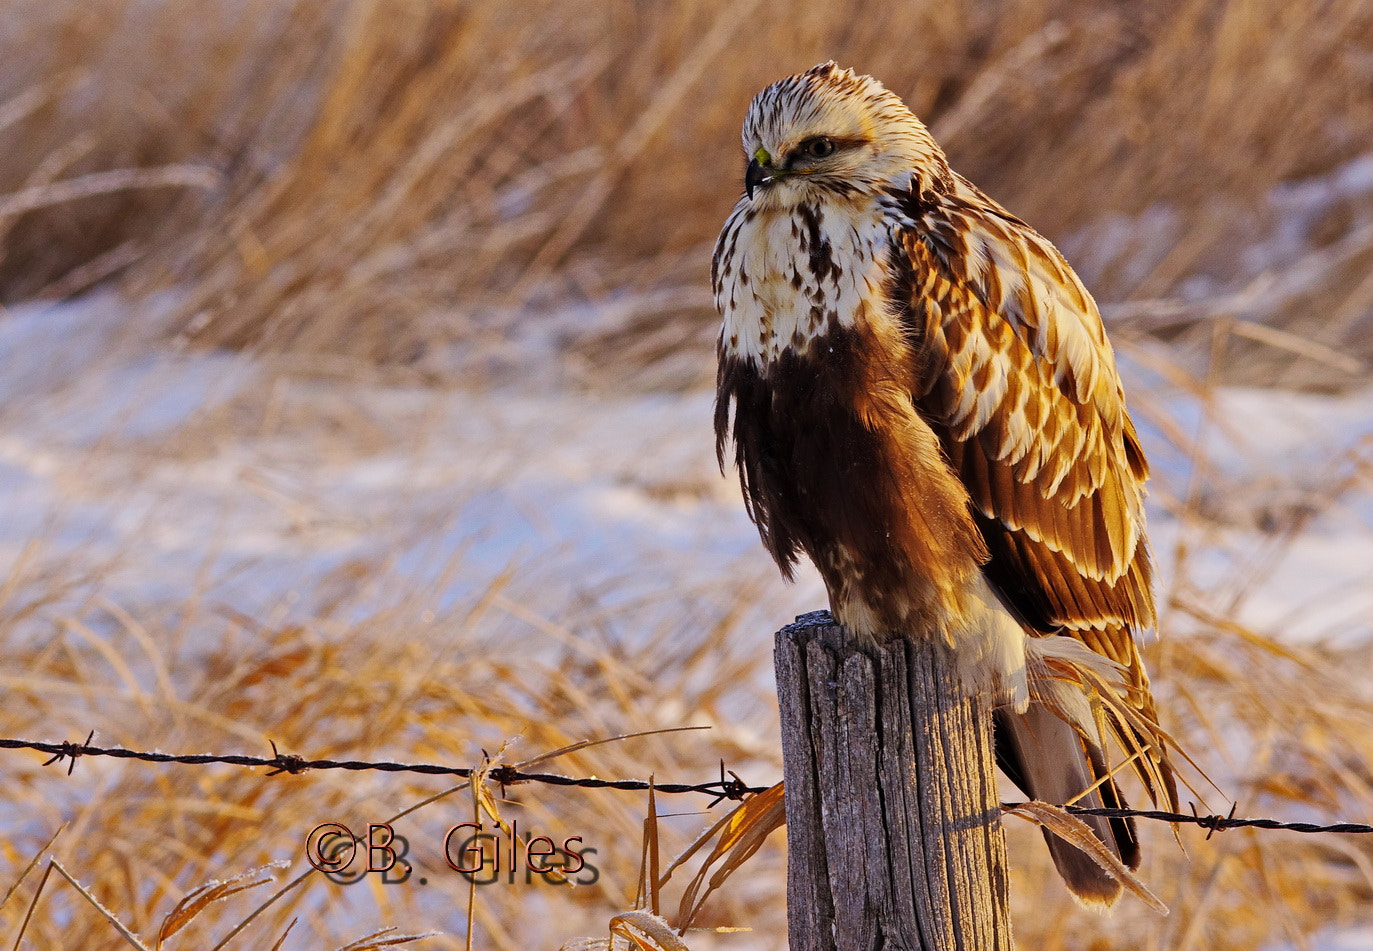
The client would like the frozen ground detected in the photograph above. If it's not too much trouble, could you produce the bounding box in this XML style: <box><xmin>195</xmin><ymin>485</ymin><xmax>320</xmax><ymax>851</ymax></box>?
<box><xmin>0</xmin><ymin>292</ymin><xmax>820</xmax><ymax>650</ymax></box>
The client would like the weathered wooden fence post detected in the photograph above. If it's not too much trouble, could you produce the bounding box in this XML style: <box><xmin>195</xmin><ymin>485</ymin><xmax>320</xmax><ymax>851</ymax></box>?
<box><xmin>775</xmin><ymin>610</ymin><xmax>1013</xmax><ymax>950</ymax></box>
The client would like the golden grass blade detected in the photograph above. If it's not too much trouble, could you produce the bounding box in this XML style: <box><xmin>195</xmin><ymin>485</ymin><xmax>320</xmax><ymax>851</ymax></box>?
<box><xmin>49</xmin><ymin>859</ymin><xmax>154</xmax><ymax>950</ymax></box>
<box><xmin>0</xmin><ymin>539</ymin><xmax>42</xmax><ymax>621</ymax></box>
<box><xmin>558</xmin><ymin>911</ymin><xmax>694</xmax><ymax>951</ymax></box>
<box><xmin>208</xmin><ymin>867</ymin><xmax>314</xmax><ymax>951</ymax></box>
<box><xmin>610</xmin><ymin>911</ymin><xmax>692</xmax><ymax>951</ymax></box>
<box><xmin>470</xmin><ymin>739</ymin><xmax>517</xmax><ymax>836</ymax></box>
<box><xmin>932</xmin><ymin>20</ymin><xmax>1068</xmax><ymax>142</ymax></box>
<box><xmin>202</xmin><ymin>747</ymin><xmax>509</xmax><ymax>951</ymax></box>
<box><xmin>379</xmin><ymin>782</ymin><xmax>470</xmax><ymax>826</ymax></box>
<box><xmin>156</xmin><ymin>860</ymin><xmax>287</xmax><ymax>945</ymax></box>
<box><xmin>268</xmin><ymin>918</ymin><xmax>297</xmax><ymax>951</ymax></box>
<box><xmin>465</xmin><ymin>838</ymin><xmax>477</xmax><ymax>951</ymax></box>
<box><xmin>10</xmin><ymin>860</ymin><xmax>54</xmax><ymax>951</ymax></box>
<box><xmin>58</xmin><ymin>614</ymin><xmax>150</xmax><ymax>706</ymax></box>
<box><xmin>333</xmin><ymin>927</ymin><xmax>439</xmax><ymax>951</ymax></box>
<box><xmin>1225</xmin><ymin>319</ymin><xmax>1366</xmax><ymax>374</ymax></box>
<box><xmin>0</xmin><ymin>823</ymin><xmax>63</xmax><ymax>914</ymax></box>
<box><xmin>514</xmin><ymin>726</ymin><xmax>709</xmax><ymax>772</ymax></box>
<box><xmin>97</xmin><ymin>595</ymin><xmax>179</xmax><ymax>706</ymax></box>
<box><xmin>655</xmin><ymin>782</ymin><xmax>780</xmax><ymax>891</ymax></box>
<box><xmin>646</xmin><ymin>779</ymin><xmax>661</xmax><ymax>916</ymax></box>
<box><xmin>673</xmin><ymin>782</ymin><xmax>785</xmax><ymax>931</ymax></box>
<box><xmin>1003</xmin><ymin>801</ymin><xmax>1169</xmax><ymax>915</ymax></box>
<box><xmin>466</xmin><ymin>743</ymin><xmax>523</xmax><ymax>951</ymax></box>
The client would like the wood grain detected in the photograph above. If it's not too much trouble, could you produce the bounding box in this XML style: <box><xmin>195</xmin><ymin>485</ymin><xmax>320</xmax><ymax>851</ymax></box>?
<box><xmin>775</xmin><ymin>611</ymin><xmax>1012</xmax><ymax>950</ymax></box>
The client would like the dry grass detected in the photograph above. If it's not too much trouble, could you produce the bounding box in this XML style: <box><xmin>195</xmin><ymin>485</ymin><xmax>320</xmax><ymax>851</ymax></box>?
<box><xmin>3</xmin><ymin>422</ymin><xmax>1372</xmax><ymax>948</ymax></box>
<box><xmin>3</xmin><ymin>0</ymin><xmax>1373</xmax><ymax>387</ymax></box>
<box><xmin>0</xmin><ymin>536</ymin><xmax>792</xmax><ymax>948</ymax></box>
<box><xmin>3</xmin><ymin>0</ymin><xmax>1373</xmax><ymax>948</ymax></box>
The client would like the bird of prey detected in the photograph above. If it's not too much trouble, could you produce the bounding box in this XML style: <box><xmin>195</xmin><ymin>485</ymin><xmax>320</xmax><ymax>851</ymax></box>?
<box><xmin>713</xmin><ymin>61</ymin><xmax>1177</xmax><ymax>907</ymax></box>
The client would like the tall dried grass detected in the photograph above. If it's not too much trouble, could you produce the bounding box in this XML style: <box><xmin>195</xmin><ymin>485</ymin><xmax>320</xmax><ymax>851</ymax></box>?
<box><xmin>3</xmin><ymin>0</ymin><xmax>1373</xmax><ymax>387</ymax></box>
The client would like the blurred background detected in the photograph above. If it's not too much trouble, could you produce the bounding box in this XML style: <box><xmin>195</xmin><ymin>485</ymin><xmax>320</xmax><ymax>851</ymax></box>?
<box><xmin>2</xmin><ymin>1</ymin><xmax>1373</xmax><ymax>948</ymax></box>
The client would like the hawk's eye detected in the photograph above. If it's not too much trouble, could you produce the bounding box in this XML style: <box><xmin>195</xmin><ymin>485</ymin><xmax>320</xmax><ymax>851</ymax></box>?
<box><xmin>802</xmin><ymin>137</ymin><xmax>836</xmax><ymax>159</ymax></box>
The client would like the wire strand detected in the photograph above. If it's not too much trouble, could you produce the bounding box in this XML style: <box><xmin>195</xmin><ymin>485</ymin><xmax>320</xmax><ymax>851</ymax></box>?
<box><xmin>5</xmin><ymin>735</ymin><xmax>1372</xmax><ymax>834</ymax></box>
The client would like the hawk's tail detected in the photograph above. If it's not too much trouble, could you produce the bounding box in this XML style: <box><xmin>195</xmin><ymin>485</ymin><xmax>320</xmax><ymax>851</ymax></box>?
<box><xmin>994</xmin><ymin>630</ymin><xmax>1181</xmax><ymax>906</ymax></box>
<box><xmin>995</xmin><ymin>704</ymin><xmax>1141</xmax><ymax>908</ymax></box>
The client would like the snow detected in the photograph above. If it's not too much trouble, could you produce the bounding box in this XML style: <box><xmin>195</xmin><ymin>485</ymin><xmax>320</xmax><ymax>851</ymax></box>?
<box><xmin>0</xmin><ymin>292</ymin><xmax>821</xmax><ymax>646</ymax></box>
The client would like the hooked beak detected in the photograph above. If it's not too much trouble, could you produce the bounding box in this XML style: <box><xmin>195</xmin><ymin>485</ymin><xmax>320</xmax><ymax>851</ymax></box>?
<box><xmin>745</xmin><ymin>157</ymin><xmax>773</xmax><ymax>199</ymax></box>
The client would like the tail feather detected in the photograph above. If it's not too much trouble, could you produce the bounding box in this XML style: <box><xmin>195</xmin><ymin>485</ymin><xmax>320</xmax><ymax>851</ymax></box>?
<box><xmin>996</xmin><ymin>704</ymin><xmax>1140</xmax><ymax>909</ymax></box>
<box><xmin>1025</xmin><ymin>632</ymin><xmax>1179</xmax><ymax>818</ymax></box>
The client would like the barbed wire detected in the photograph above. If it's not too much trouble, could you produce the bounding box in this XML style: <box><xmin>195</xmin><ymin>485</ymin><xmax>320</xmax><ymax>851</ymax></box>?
<box><xmin>0</xmin><ymin>736</ymin><xmax>767</xmax><ymax>806</ymax></box>
<box><xmin>1054</xmin><ymin>803</ymin><xmax>1373</xmax><ymax>838</ymax></box>
<box><xmin>4</xmin><ymin>735</ymin><xmax>1373</xmax><ymax>835</ymax></box>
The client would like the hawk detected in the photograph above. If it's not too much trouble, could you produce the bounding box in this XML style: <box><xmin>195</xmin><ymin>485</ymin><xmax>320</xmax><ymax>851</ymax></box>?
<box><xmin>713</xmin><ymin>62</ymin><xmax>1177</xmax><ymax>907</ymax></box>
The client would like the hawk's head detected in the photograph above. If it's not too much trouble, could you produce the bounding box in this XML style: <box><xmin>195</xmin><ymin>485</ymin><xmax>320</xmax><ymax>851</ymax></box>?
<box><xmin>739</xmin><ymin>61</ymin><xmax>949</xmax><ymax>206</ymax></box>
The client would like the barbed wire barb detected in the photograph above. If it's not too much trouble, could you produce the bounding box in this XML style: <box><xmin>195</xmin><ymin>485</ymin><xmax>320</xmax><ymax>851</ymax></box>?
<box><xmin>266</xmin><ymin>739</ymin><xmax>307</xmax><ymax>777</ymax></box>
<box><xmin>40</xmin><ymin>730</ymin><xmax>94</xmax><ymax>775</ymax></box>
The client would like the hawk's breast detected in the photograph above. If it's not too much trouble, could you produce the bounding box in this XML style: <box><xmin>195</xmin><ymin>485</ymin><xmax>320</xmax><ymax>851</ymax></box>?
<box><xmin>712</xmin><ymin>194</ymin><xmax>989</xmax><ymax>637</ymax></box>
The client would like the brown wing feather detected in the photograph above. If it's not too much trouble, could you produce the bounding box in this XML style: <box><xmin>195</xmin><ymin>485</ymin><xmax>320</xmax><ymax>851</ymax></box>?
<box><xmin>895</xmin><ymin>178</ymin><xmax>1175</xmax><ymax>808</ymax></box>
